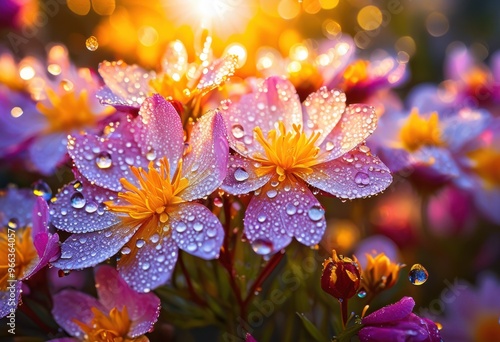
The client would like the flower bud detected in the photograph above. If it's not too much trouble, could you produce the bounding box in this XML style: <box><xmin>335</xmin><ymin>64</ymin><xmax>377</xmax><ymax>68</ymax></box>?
<box><xmin>321</xmin><ymin>250</ymin><xmax>361</xmax><ymax>300</ymax></box>
<box><xmin>361</xmin><ymin>252</ymin><xmax>404</xmax><ymax>295</ymax></box>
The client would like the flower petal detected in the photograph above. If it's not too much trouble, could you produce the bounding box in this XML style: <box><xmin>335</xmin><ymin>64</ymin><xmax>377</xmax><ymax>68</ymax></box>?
<box><xmin>68</xmin><ymin>129</ymin><xmax>148</xmax><ymax>192</ymax></box>
<box><xmin>302</xmin><ymin>87</ymin><xmax>346</xmax><ymax>143</ymax></box>
<box><xmin>53</xmin><ymin>221</ymin><xmax>139</xmax><ymax>270</ymax></box>
<box><xmin>171</xmin><ymin>202</ymin><xmax>224</xmax><ymax>259</ymax></box>
<box><xmin>441</xmin><ymin>108</ymin><xmax>492</xmax><ymax>152</ymax></box>
<box><xmin>197</xmin><ymin>55</ymin><xmax>238</xmax><ymax>93</ymax></box>
<box><xmin>221</xmin><ymin>76</ymin><xmax>302</xmax><ymax>157</ymax></box>
<box><xmin>305</xmin><ymin>145</ymin><xmax>392</xmax><ymax>200</ymax></box>
<box><xmin>319</xmin><ymin>104</ymin><xmax>378</xmax><ymax>162</ymax></box>
<box><xmin>32</xmin><ymin>197</ymin><xmax>49</xmax><ymax>255</ymax></box>
<box><xmin>362</xmin><ymin>296</ymin><xmax>415</xmax><ymax>325</ymax></box>
<box><xmin>50</xmin><ymin>175</ymin><xmax>120</xmax><ymax>233</ymax></box>
<box><xmin>131</xmin><ymin>94</ymin><xmax>185</xmax><ymax>178</ymax></box>
<box><xmin>51</xmin><ymin>289</ymin><xmax>105</xmax><ymax>339</ymax></box>
<box><xmin>118</xmin><ymin>222</ymin><xmax>179</xmax><ymax>292</ymax></box>
<box><xmin>97</xmin><ymin>61</ymin><xmax>154</xmax><ymax>108</ymax></box>
<box><xmin>94</xmin><ymin>265</ymin><xmax>160</xmax><ymax>337</ymax></box>
<box><xmin>222</xmin><ymin>153</ymin><xmax>273</xmax><ymax>195</ymax></box>
<box><xmin>181</xmin><ymin>111</ymin><xmax>228</xmax><ymax>201</ymax></box>
<box><xmin>28</xmin><ymin>132</ymin><xmax>68</xmax><ymax>175</ymax></box>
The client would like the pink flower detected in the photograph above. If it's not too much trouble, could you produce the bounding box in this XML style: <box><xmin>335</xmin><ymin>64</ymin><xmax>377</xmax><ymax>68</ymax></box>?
<box><xmin>359</xmin><ymin>297</ymin><xmax>442</xmax><ymax>342</ymax></box>
<box><xmin>0</xmin><ymin>189</ymin><xmax>60</xmax><ymax>318</ymax></box>
<box><xmin>221</xmin><ymin>76</ymin><xmax>392</xmax><ymax>254</ymax></box>
<box><xmin>51</xmin><ymin>265</ymin><xmax>160</xmax><ymax>341</ymax></box>
<box><xmin>51</xmin><ymin>94</ymin><xmax>228</xmax><ymax>292</ymax></box>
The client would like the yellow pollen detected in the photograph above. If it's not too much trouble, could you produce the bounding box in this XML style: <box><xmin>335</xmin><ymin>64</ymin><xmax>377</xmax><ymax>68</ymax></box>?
<box><xmin>0</xmin><ymin>227</ymin><xmax>39</xmax><ymax>291</ymax></box>
<box><xmin>36</xmin><ymin>87</ymin><xmax>114</xmax><ymax>134</ymax></box>
<box><xmin>105</xmin><ymin>157</ymin><xmax>189</xmax><ymax>227</ymax></box>
<box><xmin>149</xmin><ymin>73</ymin><xmax>192</xmax><ymax>104</ymax></box>
<box><xmin>399</xmin><ymin>109</ymin><xmax>446</xmax><ymax>152</ymax></box>
<box><xmin>342</xmin><ymin>60</ymin><xmax>369</xmax><ymax>88</ymax></box>
<box><xmin>467</xmin><ymin>147</ymin><xmax>500</xmax><ymax>189</ymax></box>
<box><xmin>74</xmin><ymin>306</ymin><xmax>143</xmax><ymax>342</ymax></box>
<box><xmin>253</xmin><ymin>122</ymin><xmax>321</xmax><ymax>182</ymax></box>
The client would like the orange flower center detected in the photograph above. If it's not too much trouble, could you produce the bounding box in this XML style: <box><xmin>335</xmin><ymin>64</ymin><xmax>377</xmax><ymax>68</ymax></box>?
<box><xmin>467</xmin><ymin>147</ymin><xmax>500</xmax><ymax>189</ymax></box>
<box><xmin>342</xmin><ymin>60</ymin><xmax>369</xmax><ymax>88</ymax></box>
<box><xmin>253</xmin><ymin>122</ymin><xmax>321</xmax><ymax>183</ymax></box>
<box><xmin>36</xmin><ymin>84</ymin><xmax>114</xmax><ymax>134</ymax></box>
<box><xmin>399</xmin><ymin>109</ymin><xmax>446</xmax><ymax>152</ymax></box>
<box><xmin>0</xmin><ymin>226</ymin><xmax>38</xmax><ymax>291</ymax></box>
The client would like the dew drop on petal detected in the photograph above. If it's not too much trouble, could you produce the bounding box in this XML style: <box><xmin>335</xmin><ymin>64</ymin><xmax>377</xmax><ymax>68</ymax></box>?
<box><xmin>187</xmin><ymin>242</ymin><xmax>197</xmax><ymax>252</ymax></box>
<box><xmin>193</xmin><ymin>222</ymin><xmax>203</xmax><ymax>232</ymax></box>
<box><xmin>136</xmin><ymin>239</ymin><xmax>146</xmax><ymax>248</ymax></box>
<box><xmin>33</xmin><ymin>180</ymin><xmax>52</xmax><ymax>200</ymax></box>
<box><xmin>234</xmin><ymin>167</ymin><xmax>249</xmax><ymax>182</ymax></box>
<box><xmin>357</xmin><ymin>290</ymin><xmax>367</xmax><ymax>298</ymax></box>
<box><xmin>70</xmin><ymin>192</ymin><xmax>86</xmax><ymax>209</ymax></box>
<box><xmin>121</xmin><ymin>246</ymin><xmax>131</xmax><ymax>255</ymax></box>
<box><xmin>252</xmin><ymin>239</ymin><xmax>274</xmax><ymax>255</ymax></box>
<box><xmin>266</xmin><ymin>189</ymin><xmax>277</xmax><ymax>199</ymax></box>
<box><xmin>285</xmin><ymin>203</ymin><xmax>297</xmax><ymax>215</ymax></box>
<box><xmin>408</xmin><ymin>264</ymin><xmax>429</xmax><ymax>285</ymax></box>
<box><xmin>142</xmin><ymin>262</ymin><xmax>150</xmax><ymax>270</ymax></box>
<box><xmin>176</xmin><ymin>222</ymin><xmax>187</xmax><ymax>233</ymax></box>
<box><xmin>146</xmin><ymin>148</ymin><xmax>156</xmax><ymax>161</ymax></box>
<box><xmin>231</xmin><ymin>124</ymin><xmax>245</xmax><ymax>139</ymax></box>
<box><xmin>307</xmin><ymin>205</ymin><xmax>324</xmax><ymax>222</ymax></box>
<box><xmin>150</xmin><ymin>233</ymin><xmax>160</xmax><ymax>243</ymax></box>
<box><xmin>354</xmin><ymin>172</ymin><xmax>371</xmax><ymax>187</ymax></box>
<box><xmin>257</xmin><ymin>213</ymin><xmax>266</xmax><ymax>223</ymax></box>
<box><xmin>95</xmin><ymin>152</ymin><xmax>112</xmax><ymax>169</ymax></box>
<box><xmin>84</xmin><ymin>201</ymin><xmax>98</xmax><ymax>213</ymax></box>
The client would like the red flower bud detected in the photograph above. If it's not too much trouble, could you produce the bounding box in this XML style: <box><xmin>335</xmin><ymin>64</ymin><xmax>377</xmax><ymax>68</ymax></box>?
<box><xmin>321</xmin><ymin>250</ymin><xmax>361</xmax><ymax>300</ymax></box>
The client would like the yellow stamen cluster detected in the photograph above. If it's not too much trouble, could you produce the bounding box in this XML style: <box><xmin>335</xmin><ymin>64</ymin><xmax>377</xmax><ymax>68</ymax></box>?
<box><xmin>360</xmin><ymin>252</ymin><xmax>404</xmax><ymax>295</ymax></box>
<box><xmin>399</xmin><ymin>109</ymin><xmax>446</xmax><ymax>152</ymax></box>
<box><xmin>253</xmin><ymin>122</ymin><xmax>321</xmax><ymax>183</ymax></box>
<box><xmin>0</xmin><ymin>227</ymin><xmax>38</xmax><ymax>291</ymax></box>
<box><xmin>106</xmin><ymin>157</ymin><xmax>189</xmax><ymax>225</ymax></box>
<box><xmin>467</xmin><ymin>148</ymin><xmax>500</xmax><ymax>189</ymax></box>
<box><xmin>149</xmin><ymin>74</ymin><xmax>192</xmax><ymax>104</ymax></box>
<box><xmin>36</xmin><ymin>87</ymin><xmax>113</xmax><ymax>134</ymax></box>
<box><xmin>75</xmin><ymin>306</ymin><xmax>146</xmax><ymax>342</ymax></box>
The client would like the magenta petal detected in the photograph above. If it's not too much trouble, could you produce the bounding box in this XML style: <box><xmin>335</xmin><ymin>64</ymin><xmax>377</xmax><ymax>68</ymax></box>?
<box><xmin>197</xmin><ymin>55</ymin><xmax>238</xmax><ymax>92</ymax></box>
<box><xmin>97</xmin><ymin>61</ymin><xmax>153</xmax><ymax>108</ymax></box>
<box><xmin>302</xmin><ymin>87</ymin><xmax>346</xmax><ymax>142</ymax></box>
<box><xmin>363</xmin><ymin>297</ymin><xmax>415</xmax><ymax>325</ymax></box>
<box><xmin>50</xmin><ymin>177</ymin><xmax>120</xmax><ymax>233</ymax></box>
<box><xmin>305</xmin><ymin>146</ymin><xmax>392</xmax><ymax>200</ymax></box>
<box><xmin>28</xmin><ymin>132</ymin><xmax>68</xmax><ymax>175</ymax></box>
<box><xmin>286</xmin><ymin>184</ymin><xmax>326</xmax><ymax>247</ymax></box>
<box><xmin>94</xmin><ymin>265</ymin><xmax>160</xmax><ymax>336</ymax></box>
<box><xmin>132</xmin><ymin>94</ymin><xmax>185</xmax><ymax>177</ymax></box>
<box><xmin>221</xmin><ymin>76</ymin><xmax>301</xmax><ymax>157</ymax></box>
<box><xmin>181</xmin><ymin>111</ymin><xmax>229</xmax><ymax>201</ymax></box>
<box><xmin>244</xmin><ymin>192</ymin><xmax>294</xmax><ymax>255</ymax></box>
<box><xmin>25</xmin><ymin>233</ymin><xmax>60</xmax><ymax>279</ymax></box>
<box><xmin>53</xmin><ymin>222</ymin><xmax>139</xmax><ymax>270</ymax></box>
<box><xmin>0</xmin><ymin>282</ymin><xmax>21</xmax><ymax>319</ymax></box>
<box><xmin>117</xmin><ymin>233</ymin><xmax>179</xmax><ymax>293</ymax></box>
<box><xmin>68</xmin><ymin>130</ymin><xmax>148</xmax><ymax>192</ymax></box>
<box><xmin>52</xmin><ymin>289</ymin><xmax>105</xmax><ymax>338</ymax></box>
<box><xmin>319</xmin><ymin>104</ymin><xmax>378</xmax><ymax>162</ymax></box>
<box><xmin>222</xmin><ymin>153</ymin><xmax>273</xmax><ymax>195</ymax></box>
<box><xmin>32</xmin><ymin>197</ymin><xmax>49</xmax><ymax>255</ymax></box>
<box><xmin>171</xmin><ymin>203</ymin><xmax>224</xmax><ymax>259</ymax></box>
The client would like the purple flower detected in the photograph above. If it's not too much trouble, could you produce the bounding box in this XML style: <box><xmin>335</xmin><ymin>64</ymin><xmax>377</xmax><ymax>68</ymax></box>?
<box><xmin>51</xmin><ymin>265</ymin><xmax>160</xmax><ymax>341</ymax></box>
<box><xmin>51</xmin><ymin>94</ymin><xmax>228</xmax><ymax>292</ymax></box>
<box><xmin>359</xmin><ymin>297</ymin><xmax>442</xmax><ymax>342</ymax></box>
<box><xmin>220</xmin><ymin>76</ymin><xmax>392</xmax><ymax>255</ymax></box>
<box><xmin>0</xmin><ymin>45</ymin><xmax>115</xmax><ymax>175</ymax></box>
<box><xmin>0</xmin><ymin>188</ymin><xmax>60</xmax><ymax>318</ymax></box>
<box><xmin>97</xmin><ymin>40</ymin><xmax>237</xmax><ymax>112</ymax></box>
<box><xmin>436</xmin><ymin>273</ymin><xmax>500</xmax><ymax>342</ymax></box>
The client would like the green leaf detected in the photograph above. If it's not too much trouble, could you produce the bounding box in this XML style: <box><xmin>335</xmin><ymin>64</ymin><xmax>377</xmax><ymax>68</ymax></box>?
<box><xmin>296</xmin><ymin>312</ymin><xmax>330</xmax><ymax>342</ymax></box>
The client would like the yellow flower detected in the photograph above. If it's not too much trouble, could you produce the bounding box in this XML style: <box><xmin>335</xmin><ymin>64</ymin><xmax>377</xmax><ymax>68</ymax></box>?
<box><xmin>360</xmin><ymin>252</ymin><xmax>404</xmax><ymax>295</ymax></box>
<box><xmin>399</xmin><ymin>109</ymin><xmax>446</xmax><ymax>152</ymax></box>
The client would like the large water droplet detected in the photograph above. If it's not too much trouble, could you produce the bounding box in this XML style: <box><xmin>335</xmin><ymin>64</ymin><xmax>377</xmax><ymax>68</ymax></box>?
<box><xmin>408</xmin><ymin>264</ymin><xmax>428</xmax><ymax>285</ymax></box>
<box><xmin>231</xmin><ymin>124</ymin><xmax>245</xmax><ymax>139</ymax></box>
<box><xmin>136</xmin><ymin>239</ymin><xmax>146</xmax><ymax>248</ymax></box>
<box><xmin>33</xmin><ymin>180</ymin><xmax>52</xmax><ymax>200</ymax></box>
<box><xmin>85</xmin><ymin>201</ymin><xmax>98</xmax><ymax>213</ymax></box>
<box><xmin>95</xmin><ymin>152</ymin><xmax>112</xmax><ymax>169</ymax></box>
<box><xmin>354</xmin><ymin>172</ymin><xmax>370</xmax><ymax>187</ymax></box>
<box><xmin>252</xmin><ymin>239</ymin><xmax>273</xmax><ymax>255</ymax></box>
<box><xmin>234</xmin><ymin>167</ymin><xmax>249</xmax><ymax>182</ymax></box>
<box><xmin>176</xmin><ymin>222</ymin><xmax>187</xmax><ymax>233</ymax></box>
<box><xmin>325</xmin><ymin>141</ymin><xmax>334</xmax><ymax>151</ymax></box>
<box><xmin>70</xmin><ymin>192</ymin><xmax>86</xmax><ymax>209</ymax></box>
<box><xmin>85</xmin><ymin>35</ymin><xmax>99</xmax><ymax>51</ymax></box>
<box><xmin>146</xmin><ymin>148</ymin><xmax>156</xmax><ymax>161</ymax></box>
<box><xmin>257</xmin><ymin>213</ymin><xmax>266</xmax><ymax>223</ymax></box>
<box><xmin>207</xmin><ymin>227</ymin><xmax>217</xmax><ymax>238</ymax></box>
<box><xmin>307</xmin><ymin>205</ymin><xmax>324</xmax><ymax>222</ymax></box>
